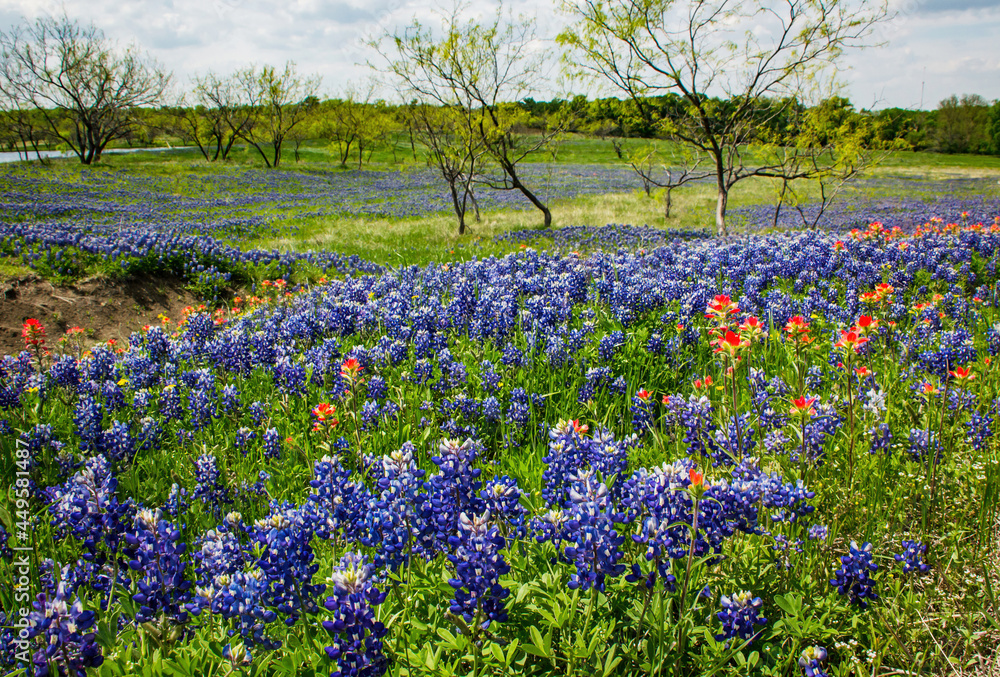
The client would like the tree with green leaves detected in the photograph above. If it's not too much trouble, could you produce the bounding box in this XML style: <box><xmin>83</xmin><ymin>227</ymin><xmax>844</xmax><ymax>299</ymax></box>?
<box><xmin>990</xmin><ymin>100</ymin><xmax>1000</xmax><ymax>156</ymax></box>
<box><xmin>558</xmin><ymin>0</ymin><xmax>890</xmax><ymax>235</ymax></box>
<box><xmin>235</xmin><ymin>62</ymin><xmax>320</xmax><ymax>168</ymax></box>
<box><xmin>0</xmin><ymin>14</ymin><xmax>170</xmax><ymax>164</ymax></box>
<box><xmin>376</xmin><ymin>4</ymin><xmax>565</xmax><ymax>228</ymax></box>
<box><xmin>934</xmin><ymin>94</ymin><xmax>991</xmax><ymax>155</ymax></box>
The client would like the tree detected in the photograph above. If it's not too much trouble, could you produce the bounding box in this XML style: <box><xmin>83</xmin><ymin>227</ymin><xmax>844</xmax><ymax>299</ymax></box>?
<box><xmin>763</xmin><ymin>102</ymin><xmax>890</xmax><ymax>230</ymax></box>
<box><xmin>236</xmin><ymin>62</ymin><xmax>320</xmax><ymax>168</ymax></box>
<box><xmin>934</xmin><ymin>94</ymin><xmax>990</xmax><ymax>155</ymax></box>
<box><xmin>0</xmin><ymin>88</ymin><xmax>52</xmax><ymax>161</ymax></box>
<box><xmin>990</xmin><ymin>100</ymin><xmax>1000</xmax><ymax>156</ymax></box>
<box><xmin>0</xmin><ymin>14</ymin><xmax>169</xmax><ymax>164</ymax></box>
<box><xmin>377</xmin><ymin>4</ymin><xmax>566</xmax><ymax>228</ymax></box>
<box><xmin>316</xmin><ymin>85</ymin><xmax>392</xmax><ymax>169</ymax></box>
<box><xmin>409</xmin><ymin>102</ymin><xmax>488</xmax><ymax>233</ymax></box>
<box><xmin>558</xmin><ymin>0</ymin><xmax>890</xmax><ymax>235</ymax></box>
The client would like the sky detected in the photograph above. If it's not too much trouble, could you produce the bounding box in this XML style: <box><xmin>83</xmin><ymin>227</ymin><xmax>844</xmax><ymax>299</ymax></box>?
<box><xmin>0</xmin><ymin>0</ymin><xmax>997</xmax><ymax>110</ymax></box>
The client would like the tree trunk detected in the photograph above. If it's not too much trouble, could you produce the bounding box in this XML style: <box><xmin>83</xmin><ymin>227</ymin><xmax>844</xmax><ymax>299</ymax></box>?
<box><xmin>773</xmin><ymin>180</ymin><xmax>788</xmax><ymax>230</ymax></box>
<box><xmin>664</xmin><ymin>187</ymin><xmax>672</xmax><ymax>219</ymax></box>
<box><xmin>715</xmin><ymin>185</ymin><xmax>728</xmax><ymax>237</ymax></box>
<box><xmin>507</xmin><ymin>167</ymin><xmax>552</xmax><ymax>227</ymax></box>
<box><xmin>448</xmin><ymin>182</ymin><xmax>467</xmax><ymax>235</ymax></box>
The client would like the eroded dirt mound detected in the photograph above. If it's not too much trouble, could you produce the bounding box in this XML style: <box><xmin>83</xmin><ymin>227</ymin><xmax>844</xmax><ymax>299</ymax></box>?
<box><xmin>0</xmin><ymin>275</ymin><xmax>200</xmax><ymax>357</ymax></box>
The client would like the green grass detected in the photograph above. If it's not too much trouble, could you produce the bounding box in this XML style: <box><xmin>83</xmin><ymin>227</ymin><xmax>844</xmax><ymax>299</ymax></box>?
<box><xmin>5</xmin><ymin>135</ymin><xmax>1000</xmax><ymax>284</ymax></box>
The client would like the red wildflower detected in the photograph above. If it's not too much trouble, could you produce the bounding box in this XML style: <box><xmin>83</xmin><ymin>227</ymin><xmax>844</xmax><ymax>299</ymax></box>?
<box><xmin>855</xmin><ymin>315</ymin><xmax>879</xmax><ymax>334</ymax></box>
<box><xmin>790</xmin><ymin>396</ymin><xmax>818</xmax><ymax>417</ymax></box>
<box><xmin>949</xmin><ymin>366</ymin><xmax>975</xmax><ymax>382</ymax></box>
<box><xmin>713</xmin><ymin>329</ymin><xmax>749</xmax><ymax>358</ymax></box>
<box><xmin>22</xmin><ymin>318</ymin><xmax>46</xmax><ymax>349</ymax></box>
<box><xmin>688</xmin><ymin>467</ymin><xmax>704</xmax><ymax>487</ymax></box>
<box><xmin>834</xmin><ymin>328</ymin><xmax>869</xmax><ymax>353</ymax></box>
<box><xmin>340</xmin><ymin>357</ymin><xmax>362</xmax><ymax>379</ymax></box>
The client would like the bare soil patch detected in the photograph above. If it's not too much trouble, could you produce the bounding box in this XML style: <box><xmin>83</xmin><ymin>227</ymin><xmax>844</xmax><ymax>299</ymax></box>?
<box><xmin>0</xmin><ymin>275</ymin><xmax>199</xmax><ymax>357</ymax></box>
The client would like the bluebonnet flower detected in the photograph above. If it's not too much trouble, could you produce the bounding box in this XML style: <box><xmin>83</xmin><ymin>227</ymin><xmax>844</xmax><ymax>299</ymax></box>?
<box><xmin>366</xmin><ymin>376</ymin><xmax>388</xmax><ymax>400</ymax></box>
<box><xmin>193</xmin><ymin>454</ymin><xmax>232</xmax><ymax>514</ymax></box>
<box><xmin>360</xmin><ymin>446</ymin><xmax>426</xmax><ymax>570</ymax></box>
<box><xmin>907</xmin><ymin>428</ymin><xmax>940</xmax><ymax>463</ymax></box>
<box><xmin>322</xmin><ymin>552</ymin><xmax>389</xmax><ymax>677</ymax></box>
<box><xmin>715</xmin><ymin>591</ymin><xmax>767</xmax><ymax>646</ymax></box>
<box><xmin>132</xmin><ymin>389</ymin><xmax>152</xmax><ymax>416</ymax></box>
<box><xmin>0</xmin><ymin>610</ymin><xmax>26</xmax><ymax>673</ymax></box>
<box><xmin>965</xmin><ymin>412</ymin><xmax>994</xmax><ymax>451</ymax></box>
<box><xmin>47</xmin><ymin>455</ymin><xmax>133</xmax><ymax>565</ymax></box>
<box><xmin>102</xmin><ymin>421</ymin><xmax>136</xmax><ymax>467</ymax></box>
<box><xmin>235</xmin><ymin>427</ymin><xmax>257</xmax><ymax>456</ymax></box>
<box><xmin>193</xmin><ymin>515</ymin><xmax>248</xmax><ymax>585</ymax></box>
<box><xmin>262</xmin><ymin>428</ymin><xmax>282</xmax><ymax>460</ymax></box>
<box><xmin>630</xmin><ymin>389</ymin><xmax>654</xmax><ymax>434</ymax></box>
<box><xmin>73</xmin><ymin>396</ymin><xmax>104</xmax><ymax>452</ymax></box>
<box><xmin>798</xmin><ymin>646</ymin><xmax>829</xmax><ymax>677</ymax></box>
<box><xmin>895</xmin><ymin>540</ymin><xmax>930</xmax><ymax>574</ymax></box>
<box><xmin>417</xmin><ymin>438</ymin><xmax>485</xmax><ymax>556</ymax></box>
<box><xmin>808</xmin><ymin>524</ymin><xmax>828</xmax><ymax>542</ymax></box>
<box><xmin>541</xmin><ymin>420</ymin><xmax>591</xmax><ymax>507</ymax></box>
<box><xmin>125</xmin><ymin>509</ymin><xmax>194</xmax><ymax>625</ymax></box>
<box><xmin>164</xmin><ymin>484</ymin><xmax>189</xmax><ymax>519</ymax></box>
<box><xmin>273</xmin><ymin>356</ymin><xmax>307</xmax><ymax>397</ymax></box>
<box><xmin>447</xmin><ymin>512</ymin><xmax>511</xmax><ymax>628</ymax></box>
<box><xmin>830</xmin><ymin>541</ymin><xmax>878</xmax><ymax>608</ymax></box>
<box><xmin>530</xmin><ymin>508</ymin><xmax>569</xmax><ymax>549</ymax></box>
<box><xmin>0</xmin><ymin>525</ymin><xmax>12</xmax><ymax>561</ymax></box>
<box><xmin>868</xmin><ymin>423</ymin><xmax>893</xmax><ymax>455</ymax></box>
<box><xmin>129</xmin><ymin>417</ymin><xmax>157</xmax><ymax>457</ymax></box>
<box><xmin>252</xmin><ymin>505</ymin><xmax>326</xmax><ymax>625</ymax></box>
<box><xmin>661</xmin><ymin>394</ymin><xmax>716</xmax><ymax>458</ymax></box>
<box><xmin>501</xmin><ymin>344</ymin><xmax>524</xmax><ymax>368</ymax></box>
<box><xmin>49</xmin><ymin>355</ymin><xmax>82</xmax><ymax>390</ymax></box>
<box><xmin>479</xmin><ymin>360</ymin><xmax>501</xmax><ymax>393</ymax></box>
<box><xmin>159</xmin><ymin>382</ymin><xmax>182</xmax><ymax>422</ymax></box>
<box><xmin>562</xmin><ymin>470</ymin><xmax>627</xmax><ymax>592</ymax></box>
<box><xmin>309</xmin><ymin>455</ymin><xmax>371</xmax><ymax>544</ymax></box>
<box><xmin>23</xmin><ymin>423</ymin><xmax>64</xmax><ymax>458</ymax></box>
<box><xmin>481</xmin><ymin>476</ymin><xmax>527</xmax><ymax>537</ymax></box>
<box><xmin>197</xmin><ymin>569</ymin><xmax>279</xmax><ymax>650</ymax></box>
<box><xmin>248</xmin><ymin>401</ymin><xmax>269</xmax><ymax>427</ymax></box>
<box><xmin>26</xmin><ymin>582</ymin><xmax>104</xmax><ymax>675</ymax></box>
<box><xmin>505</xmin><ymin>388</ymin><xmax>532</xmax><ymax>432</ymax></box>
<box><xmin>597</xmin><ymin>330</ymin><xmax>625</xmax><ymax>361</ymax></box>
<box><xmin>220</xmin><ymin>384</ymin><xmax>241</xmax><ymax>414</ymax></box>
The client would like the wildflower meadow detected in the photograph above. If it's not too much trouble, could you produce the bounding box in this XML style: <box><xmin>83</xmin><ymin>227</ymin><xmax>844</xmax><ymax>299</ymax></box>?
<box><xmin>1</xmin><ymin>161</ymin><xmax>999</xmax><ymax>677</ymax></box>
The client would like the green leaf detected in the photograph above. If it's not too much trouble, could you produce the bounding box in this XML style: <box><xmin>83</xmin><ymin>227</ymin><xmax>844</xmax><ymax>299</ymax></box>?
<box><xmin>521</xmin><ymin>644</ymin><xmax>550</xmax><ymax>658</ymax></box>
<box><xmin>602</xmin><ymin>645</ymin><xmax>622</xmax><ymax>677</ymax></box>
<box><xmin>524</xmin><ymin>625</ymin><xmax>547</xmax><ymax>656</ymax></box>
<box><xmin>489</xmin><ymin>642</ymin><xmax>505</xmax><ymax>663</ymax></box>
<box><xmin>774</xmin><ymin>593</ymin><xmax>801</xmax><ymax>616</ymax></box>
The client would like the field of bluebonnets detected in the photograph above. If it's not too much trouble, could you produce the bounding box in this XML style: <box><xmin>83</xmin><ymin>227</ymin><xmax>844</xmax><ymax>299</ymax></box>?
<box><xmin>2</xmin><ymin>153</ymin><xmax>1000</xmax><ymax>677</ymax></box>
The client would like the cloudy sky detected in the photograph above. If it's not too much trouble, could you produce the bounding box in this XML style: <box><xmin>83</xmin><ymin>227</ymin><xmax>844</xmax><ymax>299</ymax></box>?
<box><xmin>0</xmin><ymin>0</ymin><xmax>997</xmax><ymax>110</ymax></box>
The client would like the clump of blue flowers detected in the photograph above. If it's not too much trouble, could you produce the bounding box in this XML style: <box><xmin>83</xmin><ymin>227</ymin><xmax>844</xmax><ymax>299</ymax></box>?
<box><xmin>830</xmin><ymin>541</ymin><xmax>878</xmax><ymax>608</ymax></box>
<box><xmin>322</xmin><ymin>552</ymin><xmax>389</xmax><ymax>677</ymax></box>
<box><xmin>715</xmin><ymin>591</ymin><xmax>767</xmax><ymax>646</ymax></box>
<box><xmin>895</xmin><ymin>540</ymin><xmax>930</xmax><ymax>574</ymax></box>
<box><xmin>447</xmin><ymin>511</ymin><xmax>511</xmax><ymax>629</ymax></box>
